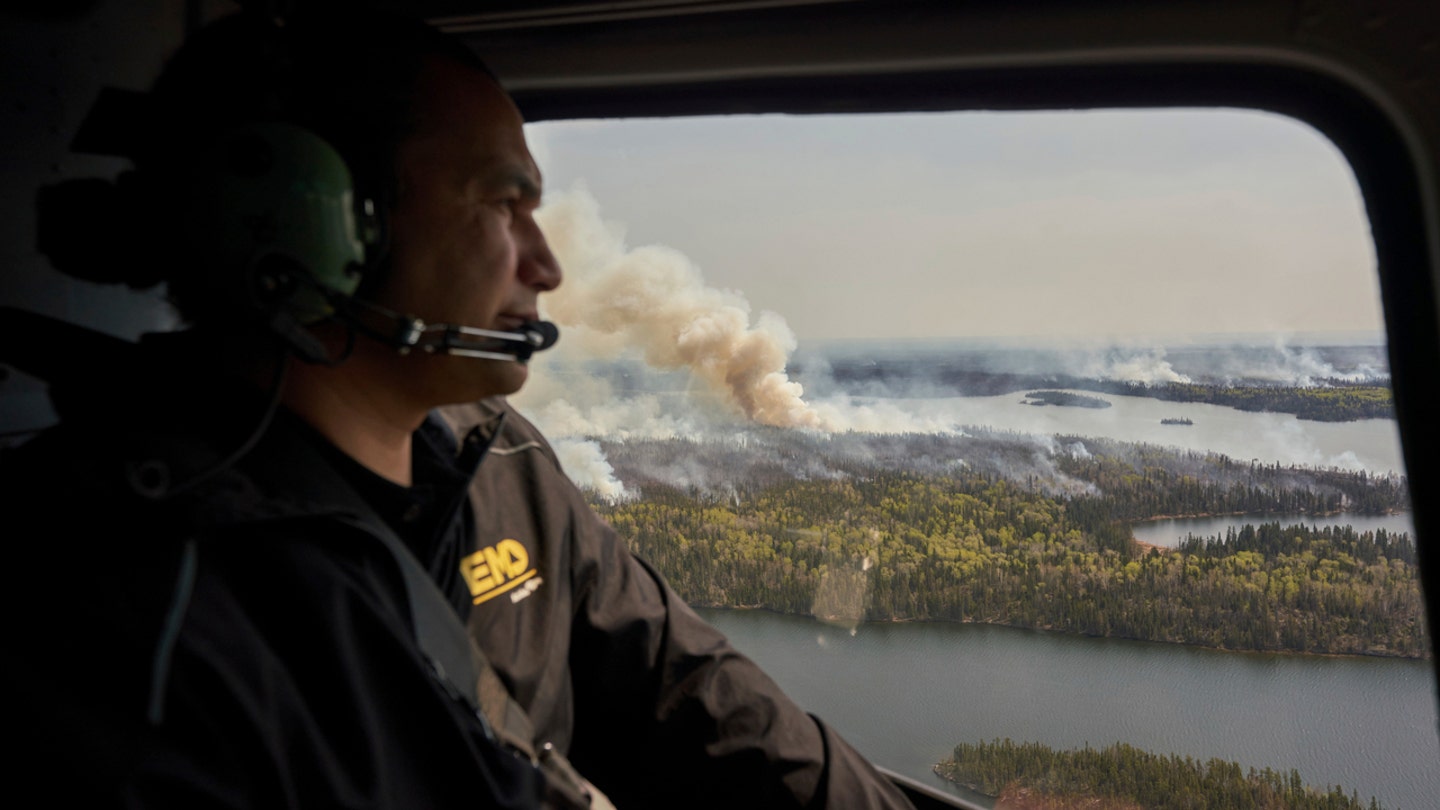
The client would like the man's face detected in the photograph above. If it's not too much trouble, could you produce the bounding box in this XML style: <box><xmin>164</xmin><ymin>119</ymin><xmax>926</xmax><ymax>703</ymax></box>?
<box><xmin>374</xmin><ymin>55</ymin><xmax>561</xmax><ymax>403</ymax></box>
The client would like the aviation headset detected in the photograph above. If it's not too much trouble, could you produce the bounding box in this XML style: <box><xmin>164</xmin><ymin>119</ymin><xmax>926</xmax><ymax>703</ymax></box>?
<box><xmin>188</xmin><ymin>121</ymin><xmax>377</xmax><ymax>326</ymax></box>
<box><xmin>39</xmin><ymin>11</ymin><xmax>556</xmax><ymax>363</ymax></box>
<box><xmin>32</xmin><ymin>10</ymin><xmax>556</xmax><ymax>502</ymax></box>
<box><xmin>38</xmin><ymin>12</ymin><xmax>384</xmax><ymax>334</ymax></box>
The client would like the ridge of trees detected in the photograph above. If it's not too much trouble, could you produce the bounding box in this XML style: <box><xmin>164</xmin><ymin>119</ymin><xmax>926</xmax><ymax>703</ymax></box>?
<box><xmin>598</xmin><ymin>429</ymin><xmax>1409</xmax><ymax>510</ymax></box>
<box><xmin>935</xmin><ymin>739</ymin><xmax>1385</xmax><ymax>810</ymax></box>
<box><xmin>590</xmin><ymin>434</ymin><xmax>1422</xmax><ymax>657</ymax></box>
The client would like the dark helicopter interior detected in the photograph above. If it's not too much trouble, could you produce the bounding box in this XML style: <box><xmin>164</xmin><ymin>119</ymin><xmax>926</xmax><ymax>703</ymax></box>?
<box><xmin>3</xmin><ymin>1</ymin><xmax>1437</xmax><ymax>807</ymax></box>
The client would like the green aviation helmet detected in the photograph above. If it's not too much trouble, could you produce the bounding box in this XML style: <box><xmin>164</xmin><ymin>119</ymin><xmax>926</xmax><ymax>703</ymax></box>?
<box><xmin>189</xmin><ymin>121</ymin><xmax>376</xmax><ymax>326</ymax></box>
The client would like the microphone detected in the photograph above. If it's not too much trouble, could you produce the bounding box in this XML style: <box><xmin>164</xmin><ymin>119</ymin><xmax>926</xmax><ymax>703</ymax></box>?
<box><xmin>404</xmin><ymin>319</ymin><xmax>560</xmax><ymax>362</ymax></box>
<box><xmin>310</xmin><ymin>290</ymin><xmax>561</xmax><ymax>362</ymax></box>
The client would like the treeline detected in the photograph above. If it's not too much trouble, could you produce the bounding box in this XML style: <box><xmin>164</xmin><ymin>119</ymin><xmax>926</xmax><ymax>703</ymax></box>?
<box><xmin>935</xmin><ymin>739</ymin><xmax>1384</xmax><ymax>810</ymax></box>
<box><xmin>595</xmin><ymin>472</ymin><xmax>1426</xmax><ymax>657</ymax></box>
<box><xmin>1052</xmin><ymin>439</ymin><xmax>1410</xmax><ymax>520</ymax></box>
<box><xmin>1089</xmin><ymin>381</ymin><xmax>1394</xmax><ymax>422</ymax></box>
<box><xmin>598</xmin><ymin>428</ymin><xmax>1410</xmax><ymax>515</ymax></box>
<box><xmin>1180</xmin><ymin>522</ymin><xmax>1416</xmax><ymax>566</ymax></box>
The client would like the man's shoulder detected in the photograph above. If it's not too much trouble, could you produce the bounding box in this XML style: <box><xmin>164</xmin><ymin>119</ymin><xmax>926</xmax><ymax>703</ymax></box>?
<box><xmin>2</xmin><ymin>419</ymin><xmax>176</xmax><ymax>528</ymax></box>
<box><xmin>2</xmin><ymin>407</ymin><xmax>400</xmax><ymax>585</ymax></box>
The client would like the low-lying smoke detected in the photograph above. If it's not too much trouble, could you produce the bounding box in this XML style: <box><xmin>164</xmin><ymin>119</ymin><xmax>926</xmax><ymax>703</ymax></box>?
<box><xmin>1079</xmin><ymin>347</ymin><xmax>1192</xmax><ymax>384</ymax></box>
<box><xmin>551</xmin><ymin>437</ymin><xmax>628</xmax><ymax>502</ymax></box>
<box><xmin>1251</xmin><ymin>337</ymin><xmax>1384</xmax><ymax>386</ymax></box>
<box><xmin>534</xmin><ymin>187</ymin><xmax>821</xmax><ymax>429</ymax></box>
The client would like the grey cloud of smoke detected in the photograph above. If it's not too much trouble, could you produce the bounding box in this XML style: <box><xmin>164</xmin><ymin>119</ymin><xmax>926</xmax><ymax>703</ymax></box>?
<box><xmin>511</xmin><ymin>188</ymin><xmax>1400</xmax><ymax>495</ymax></box>
<box><xmin>532</xmin><ymin>186</ymin><xmax>822</xmax><ymax>429</ymax></box>
<box><xmin>519</xmin><ymin>187</ymin><xmax>980</xmax><ymax>442</ymax></box>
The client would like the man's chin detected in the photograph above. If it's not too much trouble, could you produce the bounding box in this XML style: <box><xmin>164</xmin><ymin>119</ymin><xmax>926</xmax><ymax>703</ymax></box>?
<box><xmin>477</xmin><ymin>357</ymin><xmax>530</xmax><ymax>399</ymax></box>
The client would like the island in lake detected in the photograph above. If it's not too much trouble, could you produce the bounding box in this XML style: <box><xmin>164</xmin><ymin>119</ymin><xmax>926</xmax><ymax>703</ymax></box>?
<box><xmin>1022</xmin><ymin>390</ymin><xmax>1112</xmax><ymax>409</ymax></box>
<box><xmin>1161</xmin><ymin>416</ymin><xmax>1194</xmax><ymax>425</ymax></box>
<box><xmin>936</xmin><ymin>739</ymin><xmax>1389</xmax><ymax>810</ymax></box>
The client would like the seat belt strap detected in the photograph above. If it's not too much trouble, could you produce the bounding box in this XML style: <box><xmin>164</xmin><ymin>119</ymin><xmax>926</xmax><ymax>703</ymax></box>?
<box><xmin>372</xmin><ymin>468</ymin><xmax>607</xmax><ymax>809</ymax></box>
<box><xmin>233</xmin><ymin>410</ymin><xmax>609</xmax><ymax>807</ymax></box>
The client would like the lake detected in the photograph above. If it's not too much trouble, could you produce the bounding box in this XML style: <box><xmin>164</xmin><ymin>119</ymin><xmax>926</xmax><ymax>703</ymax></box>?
<box><xmin>826</xmin><ymin>390</ymin><xmax>1406</xmax><ymax>474</ymax></box>
<box><xmin>529</xmin><ymin>345</ymin><xmax>1432</xmax><ymax>807</ymax></box>
<box><xmin>698</xmin><ymin>607</ymin><xmax>1440</xmax><ymax>810</ymax></box>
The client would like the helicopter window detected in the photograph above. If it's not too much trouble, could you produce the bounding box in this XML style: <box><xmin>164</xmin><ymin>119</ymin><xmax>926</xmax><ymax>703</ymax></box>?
<box><xmin>518</xmin><ymin>108</ymin><xmax>1433</xmax><ymax>809</ymax></box>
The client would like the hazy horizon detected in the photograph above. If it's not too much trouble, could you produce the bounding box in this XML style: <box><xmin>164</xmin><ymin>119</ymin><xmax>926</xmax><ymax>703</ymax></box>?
<box><xmin>792</xmin><ymin>329</ymin><xmax>1388</xmax><ymax>350</ymax></box>
<box><xmin>527</xmin><ymin>107</ymin><xmax>1383</xmax><ymax>344</ymax></box>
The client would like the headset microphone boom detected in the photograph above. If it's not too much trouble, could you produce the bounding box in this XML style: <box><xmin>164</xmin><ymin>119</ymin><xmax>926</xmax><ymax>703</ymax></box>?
<box><xmin>388</xmin><ymin>316</ymin><xmax>560</xmax><ymax>363</ymax></box>
<box><xmin>327</xmin><ymin>290</ymin><xmax>561</xmax><ymax>363</ymax></box>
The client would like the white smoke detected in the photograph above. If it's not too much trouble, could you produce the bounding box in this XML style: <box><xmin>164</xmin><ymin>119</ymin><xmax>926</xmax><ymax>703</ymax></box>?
<box><xmin>1249</xmin><ymin>336</ymin><xmax>1382</xmax><ymax>386</ymax></box>
<box><xmin>524</xmin><ymin>393</ymin><xmax>701</xmax><ymax>441</ymax></box>
<box><xmin>808</xmin><ymin>397</ymin><xmax>963</xmax><ymax>435</ymax></box>
<box><xmin>1078</xmin><ymin>347</ymin><xmax>1191</xmax><ymax>384</ymax></box>
<box><xmin>551</xmin><ymin>437</ymin><xmax>629</xmax><ymax>502</ymax></box>
<box><xmin>533</xmin><ymin>186</ymin><xmax>822</xmax><ymax>429</ymax></box>
<box><xmin>520</xmin><ymin>185</ymin><xmax>990</xmax><ymax>440</ymax></box>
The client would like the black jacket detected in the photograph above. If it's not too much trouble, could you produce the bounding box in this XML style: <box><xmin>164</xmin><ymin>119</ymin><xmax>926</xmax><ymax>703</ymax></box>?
<box><xmin>442</xmin><ymin>399</ymin><xmax>914</xmax><ymax>809</ymax></box>
<box><xmin>7</xmin><ymin>333</ymin><xmax>543</xmax><ymax>808</ymax></box>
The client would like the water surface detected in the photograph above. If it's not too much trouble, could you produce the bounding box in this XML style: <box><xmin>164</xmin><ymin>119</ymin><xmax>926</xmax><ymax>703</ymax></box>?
<box><xmin>869</xmin><ymin>391</ymin><xmax>1405</xmax><ymax>474</ymax></box>
<box><xmin>700</xmin><ymin>608</ymin><xmax>1440</xmax><ymax>810</ymax></box>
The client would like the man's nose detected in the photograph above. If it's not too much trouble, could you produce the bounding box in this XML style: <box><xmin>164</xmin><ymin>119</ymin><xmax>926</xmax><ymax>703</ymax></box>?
<box><xmin>518</xmin><ymin>217</ymin><xmax>562</xmax><ymax>291</ymax></box>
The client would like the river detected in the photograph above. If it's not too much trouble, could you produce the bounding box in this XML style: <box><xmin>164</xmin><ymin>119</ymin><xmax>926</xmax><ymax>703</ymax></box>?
<box><xmin>698</xmin><ymin>608</ymin><xmax>1440</xmax><ymax>810</ymax></box>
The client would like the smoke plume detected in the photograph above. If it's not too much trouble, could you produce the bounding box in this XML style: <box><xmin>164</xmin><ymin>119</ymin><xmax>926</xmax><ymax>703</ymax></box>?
<box><xmin>511</xmin><ymin>188</ymin><xmax>1401</xmax><ymax>497</ymax></box>
<box><xmin>535</xmin><ymin>186</ymin><xmax>821</xmax><ymax>429</ymax></box>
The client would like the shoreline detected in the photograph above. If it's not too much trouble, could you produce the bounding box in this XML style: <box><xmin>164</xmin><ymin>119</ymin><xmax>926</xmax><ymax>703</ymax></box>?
<box><xmin>696</xmin><ymin>604</ymin><xmax>1431</xmax><ymax>661</ymax></box>
<box><xmin>1128</xmin><ymin>509</ymin><xmax>1414</xmax><ymax>551</ymax></box>
<box><xmin>1128</xmin><ymin>507</ymin><xmax>1410</xmax><ymax>524</ymax></box>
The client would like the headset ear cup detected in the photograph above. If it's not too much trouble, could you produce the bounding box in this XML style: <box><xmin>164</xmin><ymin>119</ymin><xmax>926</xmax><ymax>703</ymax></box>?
<box><xmin>187</xmin><ymin>122</ymin><xmax>372</xmax><ymax>325</ymax></box>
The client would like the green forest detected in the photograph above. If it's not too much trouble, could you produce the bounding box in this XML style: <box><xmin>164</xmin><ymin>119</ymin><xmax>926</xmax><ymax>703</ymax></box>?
<box><xmin>592</xmin><ymin>434</ymin><xmax>1423</xmax><ymax>658</ymax></box>
<box><xmin>935</xmin><ymin>739</ymin><xmax>1385</xmax><ymax>810</ymax></box>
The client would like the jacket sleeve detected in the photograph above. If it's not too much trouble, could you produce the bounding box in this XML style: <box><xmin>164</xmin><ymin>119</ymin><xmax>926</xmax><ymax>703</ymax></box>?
<box><xmin>565</xmin><ymin>515</ymin><xmax>914</xmax><ymax>810</ymax></box>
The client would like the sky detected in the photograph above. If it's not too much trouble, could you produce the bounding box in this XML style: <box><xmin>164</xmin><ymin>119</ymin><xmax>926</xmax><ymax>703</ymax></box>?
<box><xmin>524</xmin><ymin>108</ymin><xmax>1384</xmax><ymax>344</ymax></box>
